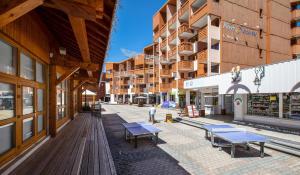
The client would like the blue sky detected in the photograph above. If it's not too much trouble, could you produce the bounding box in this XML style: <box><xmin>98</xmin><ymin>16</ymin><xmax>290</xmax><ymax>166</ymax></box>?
<box><xmin>105</xmin><ymin>0</ymin><xmax>166</xmax><ymax>63</ymax></box>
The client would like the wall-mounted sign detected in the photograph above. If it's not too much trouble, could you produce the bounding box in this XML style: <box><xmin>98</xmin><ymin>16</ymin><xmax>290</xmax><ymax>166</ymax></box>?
<box><xmin>223</xmin><ymin>22</ymin><xmax>257</xmax><ymax>37</ymax></box>
<box><xmin>234</xmin><ymin>97</ymin><xmax>243</xmax><ymax>106</ymax></box>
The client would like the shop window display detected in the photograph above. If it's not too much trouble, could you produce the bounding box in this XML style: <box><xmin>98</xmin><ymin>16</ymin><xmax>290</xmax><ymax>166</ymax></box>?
<box><xmin>247</xmin><ymin>94</ymin><xmax>279</xmax><ymax>117</ymax></box>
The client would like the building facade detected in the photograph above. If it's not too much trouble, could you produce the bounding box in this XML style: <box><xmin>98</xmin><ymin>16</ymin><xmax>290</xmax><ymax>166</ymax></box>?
<box><xmin>106</xmin><ymin>0</ymin><xmax>296</xmax><ymax>108</ymax></box>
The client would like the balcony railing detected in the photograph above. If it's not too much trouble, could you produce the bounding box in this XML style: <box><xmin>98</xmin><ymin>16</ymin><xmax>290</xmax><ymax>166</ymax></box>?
<box><xmin>161</xmin><ymin>38</ymin><xmax>167</xmax><ymax>50</ymax></box>
<box><xmin>178</xmin><ymin>42</ymin><xmax>193</xmax><ymax>55</ymax></box>
<box><xmin>292</xmin><ymin>44</ymin><xmax>300</xmax><ymax>54</ymax></box>
<box><xmin>145</xmin><ymin>68</ymin><xmax>154</xmax><ymax>74</ymax></box>
<box><xmin>168</xmin><ymin>31</ymin><xmax>177</xmax><ymax>45</ymax></box>
<box><xmin>134</xmin><ymin>69</ymin><xmax>144</xmax><ymax>75</ymax></box>
<box><xmin>136</xmin><ymin>78</ymin><xmax>145</xmax><ymax>84</ymax></box>
<box><xmin>160</xmin><ymin>69</ymin><xmax>171</xmax><ymax>77</ymax></box>
<box><xmin>292</xmin><ymin>27</ymin><xmax>300</xmax><ymax>37</ymax></box>
<box><xmin>168</xmin><ymin>46</ymin><xmax>177</xmax><ymax>59</ymax></box>
<box><xmin>292</xmin><ymin>9</ymin><xmax>300</xmax><ymax>20</ymax></box>
<box><xmin>198</xmin><ymin>26</ymin><xmax>207</xmax><ymax>41</ymax></box>
<box><xmin>190</xmin><ymin>2</ymin><xmax>208</xmax><ymax>27</ymax></box>
<box><xmin>168</xmin><ymin>13</ymin><xmax>177</xmax><ymax>29</ymax></box>
<box><xmin>160</xmin><ymin>24</ymin><xmax>167</xmax><ymax>37</ymax></box>
<box><xmin>160</xmin><ymin>56</ymin><xmax>169</xmax><ymax>64</ymax></box>
<box><xmin>114</xmin><ymin>71</ymin><xmax>120</xmax><ymax>77</ymax></box>
<box><xmin>178</xmin><ymin>60</ymin><xmax>193</xmax><ymax>71</ymax></box>
<box><xmin>145</xmin><ymin>57</ymin><xmax>154</xmax><ymax>64</ymax></box>
<box><xmin>154</xmin><ymin>31</ymin><xmax>160</xmax><ymax>41</ymax></box>
<box><xmin>178</xmin><ymin>1</ymin><xmax>189</xmax><ymax>20</ymax></box>
<box><xmin>160</xmin><ymin>83</ymin><xmax>170</xmax><ymax>92</ymax></box>
<box><xmin>178</xmin><ymin>23</ymin><xmax>193</xmax><ymax>38</ymax></box>
<box><xmin>197</xmin><ymin>50</ymin><xmax>207</xmax><ymax>63</ymax></box>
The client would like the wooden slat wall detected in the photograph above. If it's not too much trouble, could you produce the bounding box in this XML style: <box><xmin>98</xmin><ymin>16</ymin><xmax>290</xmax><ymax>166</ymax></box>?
<box><xmin>0</xmin><ymin>12</ymin><xmax>50</xmax><ymax>64</ymax></box>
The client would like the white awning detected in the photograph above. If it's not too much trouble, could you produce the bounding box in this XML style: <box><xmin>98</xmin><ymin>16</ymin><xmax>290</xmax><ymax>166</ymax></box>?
<box><xmin>82</xmin><ymin>90</ymin><xmax>96</xmax><ymax>96</ymax></box>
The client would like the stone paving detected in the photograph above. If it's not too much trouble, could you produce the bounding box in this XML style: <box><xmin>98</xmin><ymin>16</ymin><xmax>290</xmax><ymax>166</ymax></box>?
<box><xmin>102</xmin><ymin>104</ymin><xmax>300</xmax><ymax>175</ymax></box>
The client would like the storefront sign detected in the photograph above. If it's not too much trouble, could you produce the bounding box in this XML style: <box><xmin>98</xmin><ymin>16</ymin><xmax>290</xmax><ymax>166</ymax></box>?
<box><xmin>223</xmin><ymin>22</ymin><xmax>257</xmax><ymax>37</ymax></box>
<box><xmin>234</xmin><ymin>97</ymin><xmax>243</xmax><ymax>106</ymax></box>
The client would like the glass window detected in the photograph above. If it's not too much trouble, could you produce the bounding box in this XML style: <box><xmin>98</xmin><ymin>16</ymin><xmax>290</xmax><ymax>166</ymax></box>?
<box><xmin>36</xmin><ymin>62</ymin><xmax>45</xmax><ymax>83</ymax></box>
<box><xmin>0</xmin><ymin>40</ymin><xmax>17</xmax><ymax>75</ymax></box>
<box><xmin>0</xmin><ymin>123</ymin><xmax>15</xmax><ymax>155</ymax></box>
<box><xmin>37</xmin><ymin>115</ymin><xmax>43</xmax><ymax>133</ymax></box>
<box><xmin>37</xmin><ymin>89</ymin><xmax>43</xmax><ymax>112</ymax></box>
<box><xmin>23</xmin><ymin>87</ymin><xmax>34</xmax><ymax>115</ymax></box>
<box><xmin>20</xmin><ymin>53</ymin><xmax>34</xmax><ymax>80</ymax></box>
<box><xmin>283</xmin><ymin>93</ymin><xmax>300</xmax><ymax>120</ymax></box>
<box><xmin>0</xmin><ymin>83</ymin><xmax>15</xmax><ymax>120</ymax></box>
<box><xmin>23</xmin><ymin>117</ymin><xmax>33</xmax><ymax>141</ymax></box>
<box><xmin>247</xmin><ymin>94</ymin><xmax>279</xmax><ymax>117</ymax></box>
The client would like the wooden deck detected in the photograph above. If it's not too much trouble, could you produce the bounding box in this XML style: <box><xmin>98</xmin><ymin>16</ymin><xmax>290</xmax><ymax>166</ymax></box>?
<box><xmin>7</xmin><ymin>113</ymin><xmax>116</xmax><ymax>175</ymax></box>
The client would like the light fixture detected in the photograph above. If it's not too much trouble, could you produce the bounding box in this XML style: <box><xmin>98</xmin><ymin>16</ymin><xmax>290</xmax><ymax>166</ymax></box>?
<box><xmin>49</xmin><ymin>52</ymin><xmax>54</xmax><ymax>58</ymax></box>
<box><xmin>59</xmin><ymin>47</ymin><xmax>67</xmax><ymax>55</ymax></box>
<box><xmin>254</xmin><ymin>66</ymin><xmax>265</xmax><ymax>92</ymax></box>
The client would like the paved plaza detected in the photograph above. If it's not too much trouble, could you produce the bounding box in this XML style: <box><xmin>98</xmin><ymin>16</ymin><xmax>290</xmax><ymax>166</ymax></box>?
<box><xmin>102</xmin><ymin>104</ymin><xmax>300</xmax><ymax>175</ymax></box>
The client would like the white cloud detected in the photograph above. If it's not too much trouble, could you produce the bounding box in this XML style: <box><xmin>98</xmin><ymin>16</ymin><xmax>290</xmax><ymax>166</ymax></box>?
<box><xmin>120</xmin><ymin>48</ymin><xmax>139</xmax><ymax>58</ymax></box>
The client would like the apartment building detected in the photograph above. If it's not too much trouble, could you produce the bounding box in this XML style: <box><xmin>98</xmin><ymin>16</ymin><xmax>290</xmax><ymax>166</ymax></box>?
<box><xmin>150</xmin><ymin>0</ymin><xmax>292</xmax><ymax>107</ymax></box>
<box><xmin>291</xmin><ymin>0</ymin><xmax>300</xmax><ymax>59</ymax></box>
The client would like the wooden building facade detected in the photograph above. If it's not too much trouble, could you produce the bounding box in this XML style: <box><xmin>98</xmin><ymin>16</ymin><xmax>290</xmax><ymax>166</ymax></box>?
<box><xmin>0</xmin><ymin>0</ymin><xmax>116</xmax><ymax>167</ymax></box>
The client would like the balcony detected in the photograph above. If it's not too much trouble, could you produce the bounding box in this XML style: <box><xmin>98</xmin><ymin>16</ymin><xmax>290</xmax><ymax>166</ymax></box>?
<box><xmin>210</xmin><ymin>49</ymin><xmax>220</xmax><ymax>63</ymax></box>
<box><xmin>168</xmin><ymin>13</ymin><xmax>177</xmax><ymax>30</ymax></box>
<box><xmin>160</xmin><ymin>69</ymin><xmax>171</xmax><ymax>77</ymax></box>
<box><xmin>168</xmin><ymin>31</ymin><xmax>177</xmax><ymax>45</ymax></box>
<box><xmin>161</xmin><ymin>38</ymin><xmax>167</xmax><ymax>50</ymax></box>
<box><xmin>292</xmin><ymin>44</ymin><xmax>300</xmax><ymax>54</ymax></box>
<box><xmin>178</xmin><ymin>42</ymin><xmax>193</xmax><ymax>55</ymax></box>
<box><xmin>198</xmin><ymin>26</ymin><xmax>207</xmax><ymax>41</ymax></box>
<box><xmin>292</xmin><ymin>27</ymin><xmax>300</xmax><ymax>37</ymax></box>
<box><xmin>136</xmin><ymin>78</ymin><xmax>146</xmax><ymax>84</ymax></box>
<box><xmin>160</xmin><ymin>83</ymin><xmax>170</xmax><ymax>92</ymax></box>
<box><xmin>178</xmin><ymin>23</ymin><xmax>194</xmax><ymax>39</ymax></box>
<box><xmin>168</xmin><ymin>46</ymin><xmax>177</xmax><ymax>60</ymax></box>
<box><xmin>145</xmin><ymin>56</ymin><xmax>154</xmax><ymax>64</ymax></box>
<box><xmin>154</xmin><ymin>31</ymin><xmax>160</xmax><ymax>41</ymax></box>
<box><xmin>292</xmin><ymin>9</ymin><xmax>300</xmax><ymax>21</ymax></box>
<box><xmin>178</xmin><ymin>60</ymin><xmax>194</xmax><ymax>71</ymax></box>
<box><xmin>134</xmin><ymin>87</ymin><xmax>145</xmax><ymax>93</ymax></box>
<box><xmin>160</xmin><ymin>24</ymin><xmax>167</xmax><ymax>38</ymax></box>
<box><xmin>145</xmin><ymin>68</ymin><xmax>154</xmax><ymax>74</ymax></box>
<box><xmin>134</xmin><ymin>68</ymin><xmax>145</xmax><ymax>75</ymax></box>
<box><xmin>160</xmin><ymin>55</ymin><xmax>169</xmax><ymax>64</ymax></box>
<box><xmin>197</xmin><ymin>50</ymin><xmax>207</xmax><ymax>63</ymax></box>
<box><xmin>148</xmin><ymin>77</ymin><xmax>154</xmax><ymax>83</ymax></box>
<box><xmin>190</xmin><ymin>1</ymin><xmax>208</xmax><ymax>28</ymax></box>
<box><xmin>120</xmin><ymin>89</ymin><xmax>128</xmax><ymax>94</ymax></box>
<box><xmin>113</xmin><ymin>71</ymin><xmax>120</xmax><ymax>77</ymax></box>
<box><xmin>178</xmin><ymin>1</ymin><xmax>189</xmax><ymax>22</ymax></box>
<box><xmin>178</xmin><ymin>79</ymin><xmax>185</xmax><ymax>89</ymax></box>
<box><xmin>120</xmin><ymin>80</ymin><xmax>129</xmax><ymax>85</ymax></box>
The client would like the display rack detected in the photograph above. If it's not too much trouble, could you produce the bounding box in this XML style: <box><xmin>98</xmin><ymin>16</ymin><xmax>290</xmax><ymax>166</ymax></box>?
<box><xmin>247</xmin><ymin>94</ymin><xmax>279</xmax><ymax>117</ymax></box>
<box><xmin>290</xmin><ymin>93</ymin><xmax>300</xmax><ymax>120</ymax></box>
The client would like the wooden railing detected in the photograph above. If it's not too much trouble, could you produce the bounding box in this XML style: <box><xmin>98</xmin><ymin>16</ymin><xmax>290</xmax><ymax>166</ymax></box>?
<box><xmin>198</xmin><ymin>26</ymin><xmax>207</xmax><ymax>40</ymax></box>
<box><xmin>161</xmin><ymin>38</ymin><xmax>167</xmax><ymax>49</ymax></box>
<box><xmin>197</xmin><ymin>50</ymin><xmax>207</xmax><ymax>63</ymax></box>
<box><xmin>134</xmin><ymin>68</ymin><xmax>144</xmax><ymax>75</ymax></box>
<box><xmin>160</xmin><ymin>24</ymin><xmax>167</xmax><ymax>35</ymax></box>
<box><xmin>179</xmin><ymin>42</ymin><xmax>193</xmax><ymax>52</ymax></box>
<box><xmin>160</xmin><ymin>83</ymin><xmax>170</xmax><ymax>92</ymax></box>
<box><xmin>190</xmin><ymin>3</ymin><xmax>208</xmax><ymax>26</ymax></box>
<box><xmin>160</xmin><ymin>69</ymin><xmax>171</xmax><ymax>76</ymax></box>
<box><xmin>178</xmin><ymin>1</ymin><xmax>189</xmax><ymax>18</ymax></box>
<box><xmin>168</xmin><ymin>46</ymin><xmax>177</xmax><ymax>58</ymax></box>
<box><xmin>292</xmin><ymin>9</ymin><xmax>300</xmax><ymax>20</ymax></box>
<box><xmin>178</xmin><ymin>60</ymin><xmax>193</xmax><ymax>70</ymax></box>
<box><xmin>168</xmin><ymin>13</ymin><xmax>177</xmax><ymax>27</ymax></box>
<box><xmin>136</xmin><ymin>78</ymin><xmax>145</xmax><ymax>84</ymax></box>
<box><xmin>168</xmin><ymin>31</ymin><xmax>177</xmax><ymax>44</ymax></box>
<box><xmin>178</xmin><ymin>23</ymin><xmax>193</xmax><ymax>36</ymax></box>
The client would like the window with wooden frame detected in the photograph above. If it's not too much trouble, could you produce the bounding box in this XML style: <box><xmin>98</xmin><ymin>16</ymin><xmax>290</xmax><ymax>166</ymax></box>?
<box><xmin>0</xmin><ymin>38</ymin><xmax>47</xmax><ymax>165</ymax></box>
<box><xmin>56</xmin><ymin>74</ymin><xmax>69</xmax><ymax>121</ymax></box>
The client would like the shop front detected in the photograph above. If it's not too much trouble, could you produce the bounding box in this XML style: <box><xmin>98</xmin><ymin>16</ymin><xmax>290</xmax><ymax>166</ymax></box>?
<box><xmin>184</xmin><ymin>59</ymin><xmax>300</xmax><ymax>129</ymax></box>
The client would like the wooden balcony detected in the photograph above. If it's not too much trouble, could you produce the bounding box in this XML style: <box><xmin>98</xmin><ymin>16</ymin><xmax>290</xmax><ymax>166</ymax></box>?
<box><xmin>120</xmin><ymin>80</ymin><xmax>129</xmax><ymax>85</ymax></box>
<box><xmin>292</xmin><ymin>9</ymin><xmax>300</xmax><ymax>21</ymax></box>
<box><xmin>178</xmin><ymin>42</ymin><xmax>193</xmax><ymax>55</ymax></box>
<box><xmin>160</xmin><ymin>24</ymin><xmax>167</xmax><ymax>38</ymax></box>
<box><xmin>168</xmin><ymin>13</ymin><xmax>177</xmax><ymax>30</ymax></box>
<box><xmin>134</xmin><ymin>68</ymin><xmax>145</xmax><ymax>75</ymax></box>
<box><xmin>190</xmin><ymin>3</ymin><xmax>208</xmax><ymax>27</ymax></box>
<box><xmin>292</xmin><ymin>44</ymin><xmax>300</xmax><ymax>54</ymax></box>
<box><xmin>134</xmin><ymin>87</ymin><xmax>145</xmax><ymax>93</ymax></box>
<box><xmin>160</xmin><ymin>83</ymin><xmax>171</xmax><ymax>92</ymax></box>
<box><xmin>168</xmin><ymin>46</ymin><xmax>177</xmax><ymax>60</ymax></box>
<box><xmin>160</xmin><ymin>69</ymin><xmax>171</xmax><ymax>77</ymax></box>
<box><xmin>145</xmin><ymin>68</ymin><xmax>154</xmax><ymax>74</ymax></box>
<box><xmin>136</xmin><ymin>78</ymin><xmax>146</xmax><ymax>84</ymax></box>
<box><xmin>114</xmin><ymin>71</ymin><xmax>120</xmax><ymax>77</ymax></box>
<box><xmin>198</xmin><ymin>26</ymin><xmax>207</xmax><ymax>41</ymax></box>
<box><xmin>145</xmin><ymin>56</ymin><xmax>154</xmax><ymax>64</ymax></box>
<box><xmin>160</xmin><ymin>56</ymin><xmax>169</xmax><ymax>64</ymax></box>
<box><xmin>161</xmin><ymin>38</ymin><xmax>167</xmax><ymax>50</ymax></box>
<box><xmin>168</xmin><ymin>31</ymin><xmax>177</xmax><ymax>45</ymax></box>
<box><xmin>147</xmin><ymin>77</ymin><xmax>154</xmax><ymax>83</ymax></box>
<box><xmin>178</xmin><ymin>79</ymin><xmax>185</xmax><ymax>89</ymax></box>
<box><xmin>120</xmin><ymin>89</ymin><xmax>128</xmax><ymax>94</ymax></box>
<box><xmin>178</xmin><ymin>60</ymin><xmax>193</xmax><ymax>71</ymax></box>
<box><xmin>154</xmin><ymin>31</ymin><xmax>160</xmax><ymax>41</ymax></box>
<box><xmin>197</xmin><ymin>50</ymin><xmax>207</xmax><ymax>63</ymax></box>
<box><xmin>178</xmin><ymin>23</ymin><xmax>193</xmax><ymax>39</ymax></box>
<box><xmin>292</xmin><ymin>27</ymin><xmax>300</xmax><ymax>37</ymax></box>
<box><xmin>178</xmin><ymin>1</ymin><xmax>189</xmax><ymax>21</ymax></box>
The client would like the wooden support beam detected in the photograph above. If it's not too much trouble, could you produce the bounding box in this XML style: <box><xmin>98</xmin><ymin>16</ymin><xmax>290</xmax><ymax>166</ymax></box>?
<box><xmin>72</xmin><ymin>77</ymin><xmax>98</xmax><ymax>82</ymax></box>
<box><xmin>51</xmin><ymin>57</ymin><xmax>100</xmax><ymax>71</ymax></box>
<box><xmin>72</xmin><ymin>80</ymin><xmax>88</xmax><ymax>92</ymax></box>
<box><xmin>44</xmin><ymin>0</ymin><xmax>103</xmax><ymax>21</ymax></box>
<box><xmin>69</xmin><ymin>16</ymin><xmax>91</xmax><ymax>63</ymax></box>
<box><xmin>49</xmin><ymin>64</ymin><xmax>57</xmax><ymax>137</ymax></box>
<box><xmin>69</xmin><ymin>79</ymin><xmax>75</xmax><ymax>120</ymax></box>
<box><xmin>0</xmin><ymin>0</ymin><xmax>44</xmax><ymax>27</ymax></box>
<box><xmin>56</xmin><ymin>67</ymin><xmax>80</xmax><ymax>86</ymax></box>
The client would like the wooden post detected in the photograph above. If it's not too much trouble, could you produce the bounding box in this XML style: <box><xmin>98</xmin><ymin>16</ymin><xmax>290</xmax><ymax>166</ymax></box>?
<box><xmin>49</xmin><ymin>65</ymin><xmax>57</xmax><ymax>137</ymax></box>
<box><xmin>69</xmin><ymin>78</ymin><xmax>75</xmax><ymax>120</ymax></box>
<box><xmin>78</xmin><ymin>88</ymin><xmax>82</xmax><ymax>112</ymax></box>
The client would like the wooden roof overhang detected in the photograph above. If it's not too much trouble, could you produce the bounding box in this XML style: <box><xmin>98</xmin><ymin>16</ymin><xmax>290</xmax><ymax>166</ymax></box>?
<box><xmin>0</xmin><ymin>0</ymin><xmax>117</xmax><ymax>85</ymax></box>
